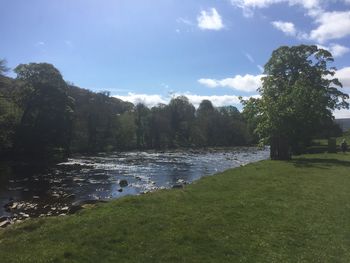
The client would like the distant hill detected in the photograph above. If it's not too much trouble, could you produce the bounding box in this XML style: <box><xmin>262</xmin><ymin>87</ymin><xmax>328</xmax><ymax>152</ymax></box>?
<box><xmin>335</xmin><ymin>118</ymin><xmax>350</xmax><ymax>132</ymax></box>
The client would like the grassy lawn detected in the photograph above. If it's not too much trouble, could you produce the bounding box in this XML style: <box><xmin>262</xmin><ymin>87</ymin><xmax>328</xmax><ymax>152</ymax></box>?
<box><xmin>311</xmin><ymin>131</ymin><xmax>350</xmax><ymax>153</ymax></box>
<box><xmin>1</xmin><ymin>153</ymin><xmax>350</xmax><ymax>262</ymax></box>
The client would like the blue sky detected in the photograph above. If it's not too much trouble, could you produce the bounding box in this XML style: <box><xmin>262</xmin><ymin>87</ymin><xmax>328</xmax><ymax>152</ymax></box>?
<box><xmin>1</xmin><ymin>0</ymin><xmax>350</xmax><ymax>117</ymax></box>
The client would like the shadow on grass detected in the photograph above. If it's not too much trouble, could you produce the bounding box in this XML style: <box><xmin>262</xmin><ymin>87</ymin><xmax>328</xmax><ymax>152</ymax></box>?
<box><xmin>290</xmin><ymin>156</ymin><xmax>350</xmax><ymax>169</ymax></box>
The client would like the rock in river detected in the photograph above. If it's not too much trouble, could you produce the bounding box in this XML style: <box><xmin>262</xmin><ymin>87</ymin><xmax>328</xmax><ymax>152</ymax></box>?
<box><xmin>119</xmin><ymin>179</ymin><xmax>128</xmax><ymax>187</ymax></box>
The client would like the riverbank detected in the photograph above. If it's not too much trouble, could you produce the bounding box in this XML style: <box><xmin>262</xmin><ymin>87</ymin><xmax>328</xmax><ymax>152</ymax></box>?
<box><xmin>1</xmin><ymin>153</ymin><xmax>350</xmax><ymax>262</ymax></box>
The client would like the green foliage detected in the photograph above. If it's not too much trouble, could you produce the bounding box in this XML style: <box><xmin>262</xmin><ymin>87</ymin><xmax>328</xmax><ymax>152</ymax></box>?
<box><xmin>14</xmin><ymin>63</ymin><xmax>74</xmax><ymax>159</ymax></box>
<box><xmin>67</xmin><ymin>87</ymin><xmax>133</xmax><ymax>153</ymax></box>
<box><xmin>2</xmin><ymin>154</ymin><xmax>350</xmax><ymax>262</ymax></box>
<box><xmin>114</xmin><ymin>111</ymin><xmax>137</xmax><ymax>150</ymax></box>
<box><xmin>242</xmin><ymin>45</ymin><xmax>349</xmax><ymax>159</ymax></box>
<box><xmin>135</xmin><ymin>103</ymin><xmax>151</xmax><ymax>149</ymax></box>
<box><xmin>0</xmin><ymin>60</ymin><xmax>253</xmax><ymax>158</ymax></box>
<box><xmin>168</xmin><ymin>96</ymin><xmax>196</xmax><ymax>147</ymax></box>
<box><xmin>0</xmin><ymin>96</ymin><xmax>20</xmax><ymax>153</ymax></box>
<box><xmin>149</xmin><ymin>103</ymin><xmax>171</xmax><ymax>149</ymax></box>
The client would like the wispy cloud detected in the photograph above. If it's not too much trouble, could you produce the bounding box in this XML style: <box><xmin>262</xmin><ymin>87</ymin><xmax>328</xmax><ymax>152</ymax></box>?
<box><xmin>198</xmin><ymin>74</ymin><xmax>264</xmax><ymax>92</ymax></box>
<box><xmin>230</xmin><ymin>0</ymin><xmax>323</xmax><ymax>18</ymax></box>
<box><xmin>317</xmin><ymin>43</ymin><xmax>350</xmax><ymax>58</ymax></box>
<box><xmin>197</xmin><ymin>8</ymin><xmax>224</xmax><ymax>31</ymax></box>
<box><xmin>64</xmin><ymin>40</ymin><xmax>73</xmax><ymax>47</ymax></box>
<box><xmin>35</xmin><ymin>41</ymin><xmax>45</xmax><ymax>47</ymax></box>
<box><xmin>271</xmin><ymin>21</ymin><xmax>296</xmax><ymax>36</ymax></box>
<box><xmin>245</xmin><ymin>53</ymin><xmax>255</xmax><ymax>63</ymax></box>
<box><xmin>176</xmin><ymin>17</ymin><xmax>194</xmax><ymax>26</ymax></box>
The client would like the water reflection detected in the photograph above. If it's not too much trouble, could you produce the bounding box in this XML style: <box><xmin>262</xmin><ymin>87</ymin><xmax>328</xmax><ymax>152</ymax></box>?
<box><xmin>0</xmin><ymin>147</ymin><xmax>269</xmax><ymax>218</ymax></box>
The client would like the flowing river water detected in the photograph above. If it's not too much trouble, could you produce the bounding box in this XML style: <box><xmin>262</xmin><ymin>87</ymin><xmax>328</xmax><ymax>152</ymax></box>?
<box><xmin>0</xmin><ymin>147</ymin><xmax>269</xmax><ymax>223</ymax></box>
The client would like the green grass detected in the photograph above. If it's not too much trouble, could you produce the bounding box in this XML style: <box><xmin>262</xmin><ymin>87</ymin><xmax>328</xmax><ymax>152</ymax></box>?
<box><xmin>1</xmin><ymin>153</ymin><xmax>350</xmax><ymax>262</ymax></box>
<box><xmin>309</xmin><ymin>131</ymin><xmax>350</xmax><ymax>153</ymax></box>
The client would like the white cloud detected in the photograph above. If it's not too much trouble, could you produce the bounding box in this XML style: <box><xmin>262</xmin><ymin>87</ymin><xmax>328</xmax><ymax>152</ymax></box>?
<box><xmin>175</xmin><ymin>94</ymin><xmax>258</xmax><ymax>108</ymax></box>
<box><xmin>317</xmin><ymin>43</ymin><xmax>350</xmax><ymax>58</ymax></box>
<box><xmin>271</xmin><ymin>20</ymin><xmax>309</xmax><ymax>39</ymax></box>
<box><xmin>197</xmin><ymin>8</ymin><xmax>224</xmax><ymax>30</ymax></box>
<box><xmin>269</xmin><ymin>13</ymin><xmax>350</xmax><ymax>45</ymax></box>
<box><xmin>329</xmin><ymin>67</ymin><xmax>350</xmax><ymax>119</ymax></box>
<box><xmin>198</xmin><ymin>74</ymin><xmax>264</xmax><ymax>92</ymax></box>
<box><xmin>231</xmin><ymin>0</ymin><xmax>350</xmax><ymax>44</ymax></box>
<box><xmin>114</xmin><ymin>93</ymin><xmax>167</xmax><ymax>108</ymax></box>
<box><xmin>176</xmin><ymin>94</ymin><xmax>240</xmax><ymax>107</ymax></box>
<box><xmin>198</xmin><ymin>78</ymin><xmax>219</xmax><ymax>88</ymax></box>
<box><xmin>113</xmin><ymin>93</ymin><xmax>260</xmax><ymax>109</ymax></box>
<box><xmin>271</xmin><ymin>21</ymin><xmax>296</xmax><ymax>36</ymax></box>
<box><xmin>257</xmin><ymin>65</ymin><xmax>264</xmax><ymax>72</ymax></box>
<box><xmin>231</xmin><ymin>0</ymin><xmax>283</xmax><ymax>9</ymax></box>
<box><xmin>336</xmin><ymin>67</ymin><xmax>350</xmax><ymax>88</ymax></box>
<box><xmin>310</xmin><ymin>11</ymin><xmax>350</xmax><ymax>43</ymax></box>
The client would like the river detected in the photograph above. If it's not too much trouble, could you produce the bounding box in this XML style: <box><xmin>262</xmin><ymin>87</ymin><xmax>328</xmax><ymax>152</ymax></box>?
<box><xmin>0</xmin><ymin>147</ymin><xmax>269</xmax><ymax>223</ymax></box>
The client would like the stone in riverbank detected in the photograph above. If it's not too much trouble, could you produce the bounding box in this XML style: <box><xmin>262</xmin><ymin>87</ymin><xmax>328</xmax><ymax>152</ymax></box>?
<box><xmin>0</xmin><ymin>220</ymin><xmax>10</xmax><ymax>228</ymax></box>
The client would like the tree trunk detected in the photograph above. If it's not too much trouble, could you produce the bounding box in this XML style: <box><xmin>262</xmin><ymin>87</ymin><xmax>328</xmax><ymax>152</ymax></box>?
<box><xmin>270</xmin><ymin>136</ymin><xmax>291</xmax><ymax>160</ymax></box>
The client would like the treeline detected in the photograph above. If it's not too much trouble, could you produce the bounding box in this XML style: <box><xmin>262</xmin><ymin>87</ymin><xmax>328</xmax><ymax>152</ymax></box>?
<box><xmin>0</xmin><ymin>61</ymin><xmax>253</xmax><ymax>161</ymax></box>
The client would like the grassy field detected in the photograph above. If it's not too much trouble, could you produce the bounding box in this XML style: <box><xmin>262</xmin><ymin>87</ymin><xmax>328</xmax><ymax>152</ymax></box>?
<box><xmin>1</xmin><ymin>153</ymin><xmax>350</xmax><ymax>262</ymax></box>
<box><xmin>311</xmin><ymin>130</ymin><xmax>350</xmax><ymax>151</ymax></box>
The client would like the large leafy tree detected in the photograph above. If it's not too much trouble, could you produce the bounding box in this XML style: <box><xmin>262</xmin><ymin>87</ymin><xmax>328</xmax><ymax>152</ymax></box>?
<box><xmin>14</xmin><ymin>63</ymin><xmax>74</xmax><ymax>159</ymax></box>
<box><xmin>242</xmin><ymin>45</ymin><xmax>349</xmax><ymax>160</ymax></box>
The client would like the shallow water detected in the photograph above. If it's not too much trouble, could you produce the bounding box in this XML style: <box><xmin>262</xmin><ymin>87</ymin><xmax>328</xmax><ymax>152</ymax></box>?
<box><xmin>0</xmin><ymin>147</ymin><xmax>269</xmax><ymax>219</ymax></box>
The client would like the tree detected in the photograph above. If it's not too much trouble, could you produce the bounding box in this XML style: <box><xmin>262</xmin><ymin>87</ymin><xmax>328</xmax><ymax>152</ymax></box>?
<box><xmin>114</xmin><ymin>111</ymin><xmax>137</xmax><ymax>150</ymax></box>
<box><xmin>135</xmin><ymin>103</ymin><xmax>151</xmax><ymax>149</ymax></box>
<box><xmin>242</xmin><ymin>45</ymin><xmax>349</xmax><ymax>160</ymax></box>
<box><xmin>168</xmin><ymin>96</ymin><xmax>195</xmax><ymax>147</ymax></box>
<box><xmin>216</xmin><ymin>106</ymin><xmax>249</xmax><ymax>146</ymax></box>
<box><xmin>14</xmin><ymin>63</ymin><xmax>74</xmax><ymax>159</ymax></box>
<box><xmin>149</xmin><ymin>104</ymin><xmax>171</xmax><ymax>149</ymax></box>
<box><xmin>193</xmin><ymin>100</ymin><xmax>215</xmax><ymax>146</ymax></box>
